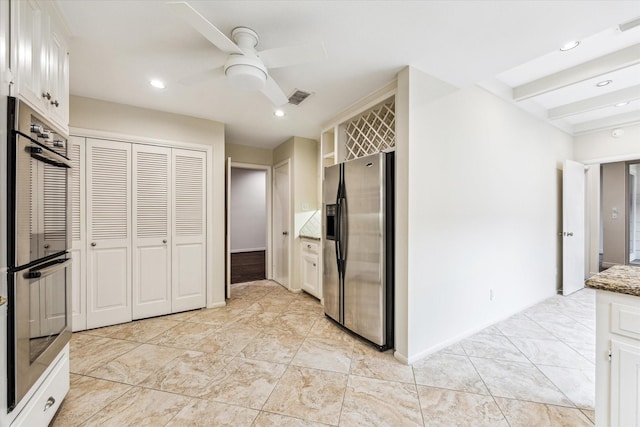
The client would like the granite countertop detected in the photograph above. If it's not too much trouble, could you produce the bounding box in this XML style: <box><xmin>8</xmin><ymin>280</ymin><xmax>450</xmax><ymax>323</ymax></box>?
<box><xmin>585</xmin><ymin>265</ymin><xmax>640</xmax><ymax>297</ymax></box>
<box><xmin>0</xmin><ymin>296</ymin><xmax>6</xmax><ymax>306</ymax></box>
<box><xmin>299</xmin><ymin>210</ymin><xmax>321</xmax><ymax>240</ymax></box>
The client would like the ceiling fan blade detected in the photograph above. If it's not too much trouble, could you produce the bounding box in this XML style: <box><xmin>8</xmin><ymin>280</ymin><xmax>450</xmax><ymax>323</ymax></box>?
<box><xmin>166</xmin><ymin>1</ymin><xmax>243</xmax><ymax>55</ymax></box>
<box><xmin>259</xmin><ymin>42</ymin><xmax>327</xmax><ymax>69</ymax></box>
<box><xmin>261</xmin><ymin>76</ymin><xmax>289</xmax><ymax>106</ymax></box>
<box><xmin>178</xmin><ymin>66</ymin><xmax>225</xmax><ymax>86</ymax></box>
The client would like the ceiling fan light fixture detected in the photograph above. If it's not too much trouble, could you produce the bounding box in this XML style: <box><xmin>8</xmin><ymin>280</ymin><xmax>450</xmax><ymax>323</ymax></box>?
<box><xmin>224</xmin><ymin>55</ymin><xmax>268</xmax><ymax>91</ymax></box>
<box><xmin>596</xmin><ymin>80</ymin><xmax>612</xmax><ymax>87</ymax></box>
<box><xmin>225</xmin><ymin>64</ymin><xmax>267</xmax><ymax>90</ymax></box>
<box><xmin>559</xmin><ymin>40</ymin><xmax>580</xmax><ymax>51</ymax></box>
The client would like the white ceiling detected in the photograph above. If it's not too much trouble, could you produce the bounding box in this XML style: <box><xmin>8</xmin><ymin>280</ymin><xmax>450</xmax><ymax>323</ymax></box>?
<box><xmin>55</xmin><ymin>1</ymin><xmax>640</xmax><ymax>148</ymax></box>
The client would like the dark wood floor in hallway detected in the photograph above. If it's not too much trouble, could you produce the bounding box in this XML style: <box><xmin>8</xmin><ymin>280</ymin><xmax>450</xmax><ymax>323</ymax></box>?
<box><xmin>231</xmin><ymin>250</ymin><xmax>266</xmax><ymax>284</ymax></box>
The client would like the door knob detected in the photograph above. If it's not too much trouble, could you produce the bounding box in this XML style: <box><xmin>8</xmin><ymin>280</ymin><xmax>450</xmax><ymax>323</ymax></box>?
<box><xmin>91</xmin><ymin>242</ymin><xmax>97</xmax><ymax>247</ymax></box>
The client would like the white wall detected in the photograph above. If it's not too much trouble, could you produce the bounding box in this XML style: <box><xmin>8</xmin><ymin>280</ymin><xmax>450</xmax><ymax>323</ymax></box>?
<box><xmin>230</xmin><ymin>168</ymin><xmax>267</xmax><ymax>252</ymax></box>
<box><xmin>573</xmin><ymin>124</ymin><xmax>640</xmax><ymax>164</ymax></box>
<box><xmin>398</xmin><ymin>67</ymin><xmax>573</xmax><ymax>363</ymax></box>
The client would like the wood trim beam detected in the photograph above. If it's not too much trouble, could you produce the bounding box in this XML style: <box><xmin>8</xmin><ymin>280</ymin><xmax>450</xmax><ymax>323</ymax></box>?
<box><xmin>513</xmin><ymin>44</ymin><xmax>640</xmax><ymax>101</ymax></box>
<box><xmin>548</xmin><ymin>85</ymin><xmax>640</xmax><ymax>119</ymax></box>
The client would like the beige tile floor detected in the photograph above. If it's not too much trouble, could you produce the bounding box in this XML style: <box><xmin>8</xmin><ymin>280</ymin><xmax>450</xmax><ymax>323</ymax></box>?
<box><xmin>52</xmin><ymin>280</ymin><xmax>596</xmax><ymax>426</ymax></box>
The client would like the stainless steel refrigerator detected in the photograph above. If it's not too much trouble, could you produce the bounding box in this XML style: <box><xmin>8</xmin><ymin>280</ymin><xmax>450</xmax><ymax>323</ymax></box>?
<box><xmin>323</xmin><ymin>151</ymin><xmax>394</xmax><ymax>350</ymax></box>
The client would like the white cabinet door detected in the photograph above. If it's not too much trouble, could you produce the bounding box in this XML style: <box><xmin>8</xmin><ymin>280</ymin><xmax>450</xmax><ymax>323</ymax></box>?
<box><xmin>17</xmin><ymin>0</ymin><xmax>46</xmax><ymax>115</ymax></box>
<box><xmin>86</xmin><ymin>139</ymin><xmax>132</xmax><ymax>329</ymax></box>
<box><xmin>611</xmin><ymin>339</ymin><xmax>640</xmax><ymax>427</ymax></box>
<box><xmin>69</xmin><ymin>137</ymin><xmax>86</xmax><ymax>331</ymax></box>
<box><xmin>132</xmin><ymin>145</ymin><xmax>171</xmax><ymax>319</ymax></box>
<box><xmin>301</xmin><ymin>252</ymin><xmax>319</xmax><ymax>297</ymax></box>
<box><xmin>46</xmin><ymin>28</ymin><xmax>69</xmax><ymax>130</ymax></box>
<box><xmin>172</xmin><ymin>149</ymin><xmax>206</xmax><ymax>312</ymax></box>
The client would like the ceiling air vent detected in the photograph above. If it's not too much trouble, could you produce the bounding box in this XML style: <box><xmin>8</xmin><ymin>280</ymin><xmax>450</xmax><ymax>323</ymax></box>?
<box><xmin>288</xmin><ymin>89</ymin><xmax>312</xmax><ymax>105</ymax></box>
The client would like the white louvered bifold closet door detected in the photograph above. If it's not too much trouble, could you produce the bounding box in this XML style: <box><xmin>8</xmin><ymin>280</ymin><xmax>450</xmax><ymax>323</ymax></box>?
<box><xmin>132</xmin><ymin>144</ymin><xmax>171</xmax><ymax>319</ymax></box>
<box><xmin>172</xmin><ymin>148</ymin><xmax>206</xmax><ymax>312</ymax></box>
<box><xmin>86</xmin><ymin>138</ymin><xmax>132</xmax><ymax>329</ymax></box>
<box><xmin>69</xmin><ymin>136</ymin><xmax>86</xmax><ymax>331</ymax></box>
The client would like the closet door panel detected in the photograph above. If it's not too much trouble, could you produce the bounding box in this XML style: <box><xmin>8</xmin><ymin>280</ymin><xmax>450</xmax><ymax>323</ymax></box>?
<box><xmin>132</xmin><ymin>145</ymin><xmax>171</xmax><ymax>319</ymax></box>
<box><xmin>86</xmin><ymin>138</ymin><xmax>131</xmax><ymax>329</ymax></box>
<box><xmin>172</xmin><ymin>149</ymin><xmax>206</xmax><ymax>312</ymax></box>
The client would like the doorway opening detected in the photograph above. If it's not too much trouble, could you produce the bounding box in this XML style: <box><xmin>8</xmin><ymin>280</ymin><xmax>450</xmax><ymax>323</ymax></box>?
<box><xmin>629</xmin><ymin>162</ymin><xmax>640</xmax><ymax>265</ymax></box>
<box><xmin>229</xmin><ymin>167</ymin><xmax>268</xmax><ymax>284</ymax></box>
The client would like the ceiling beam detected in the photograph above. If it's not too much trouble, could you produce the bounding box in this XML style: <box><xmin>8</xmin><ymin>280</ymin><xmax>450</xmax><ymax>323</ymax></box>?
<box><xmin>548</xmin><ymin>84</ymin><xmax>640</xmax><ymax>119</ymax></box>
<box><xmin>573</xmin><ymin>110</ymin><xmax>640</xmax><ymax>134</ymax></box>
<box><xmin>513</xmin><ymin>44</ymin><xmax>640</xmax><ymax>101</ymax></box>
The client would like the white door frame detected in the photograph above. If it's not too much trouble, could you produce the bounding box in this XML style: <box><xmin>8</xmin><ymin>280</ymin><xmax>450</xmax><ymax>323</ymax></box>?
<box><xmin>226</xmin><ymin>161</ymin><xmax>273</xmax><ymax>297</ymax></box>
<box><xmin>582</xmin><ymin>153</ymin><xmax>640</xmax><ymax>277</ymax></box>
<box><xmin>273</xmin><ymin>159</ymin><xmax>292</xmax><ymax>290</ymax></box>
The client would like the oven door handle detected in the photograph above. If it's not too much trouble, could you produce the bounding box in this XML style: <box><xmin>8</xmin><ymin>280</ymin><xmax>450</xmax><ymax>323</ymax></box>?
<box><xmin>24</xmin><ymin>259</ymin><xmax>71</xmax><ymax>279</ymax></box>
<box><xmin>15</xmin><ymin>131</ymin><xmax>71</xmax><ymax>168</ymax></box>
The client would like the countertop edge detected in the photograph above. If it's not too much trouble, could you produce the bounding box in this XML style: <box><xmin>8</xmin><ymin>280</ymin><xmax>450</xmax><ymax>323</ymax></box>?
<box><xmin>585</xmin><ymin>282</ymin><xmax>640</xmax><ymax>297</ymax></box>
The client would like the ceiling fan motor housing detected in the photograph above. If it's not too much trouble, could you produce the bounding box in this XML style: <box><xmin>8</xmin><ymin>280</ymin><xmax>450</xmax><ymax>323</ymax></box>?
<box><xmin>225</xmin><ymin>27</ymin><xmax>267</xmax><ymax>90</ymax></box>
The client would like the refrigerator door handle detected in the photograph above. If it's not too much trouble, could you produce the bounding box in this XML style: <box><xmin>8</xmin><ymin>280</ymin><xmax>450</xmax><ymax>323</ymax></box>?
<box><xmin>335</xmin><ymin>197</ymin><xmax>342</xmax><ymax>271</ymax></box>
<box><xmin>339</xmin><ymin>197</ymin><xmax>348</xmax><ymax>262</ymax></box>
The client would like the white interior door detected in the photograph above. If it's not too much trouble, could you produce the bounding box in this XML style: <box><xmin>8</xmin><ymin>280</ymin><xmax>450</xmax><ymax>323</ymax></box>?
<box><xmin>563</xmin><ymin>159</ymin><xmax>586</xmax><ymax>295</ymax></box>
<box><xmin>133</xmin><ymin>144</ymin><xmax>171</xmax><ymax>319</ymax></box>
<box><xmin>172</xmin><ymin>148</ymin><xmax>206</xmax><ymax>312</ymax></box>
<box><xmin>226</xmin><ymin>157</ymin><xmax>231</xmax><ymax>299</ymax></box>
<box><xmin>69</xmin><ymin>137</ymin><xmax>86</xmax><ymax>331</ymax></box>
<box><xmin>86</xmin><ymin>138</ymin><xmax>132</xmax><ymax>329</ymax></box>
<box><xmin>273</xmin><ymin>161</ymin><xmax>290</xmax><ymax>288</ymax></box>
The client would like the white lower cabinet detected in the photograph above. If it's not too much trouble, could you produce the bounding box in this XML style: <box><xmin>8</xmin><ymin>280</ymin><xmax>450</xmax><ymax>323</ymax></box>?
<box><xmin>300</xmin><ymin>239</ymin><xmax>321</xmax><ymax>299</ymax></box>
<box><xmin>596</xmin><ymin>290</ymin><xmax>640</xmax><ymax>427</ymax></box>
<box><xmin>72</xmin><ymin>136</ymin><xmax>208</xmax><ymax>330</ymax></box>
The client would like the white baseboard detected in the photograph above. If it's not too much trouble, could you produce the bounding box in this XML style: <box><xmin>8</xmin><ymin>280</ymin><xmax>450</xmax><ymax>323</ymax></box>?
<box><xmin>206</xmin><ymin>301</ymin><xmax>227</xmax><ymax>309</ymax></box>
<box><xmin>230</xmin><ymin>247</ymin><xmax>266</xmax><ymax>254</ymax></box>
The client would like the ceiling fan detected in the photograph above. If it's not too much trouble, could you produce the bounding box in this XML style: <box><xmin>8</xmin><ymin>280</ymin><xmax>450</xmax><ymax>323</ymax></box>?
<box><xmin>167</xmin><ymin>1</ymin><xmax>327</xmax><ymax>106</ymax></box>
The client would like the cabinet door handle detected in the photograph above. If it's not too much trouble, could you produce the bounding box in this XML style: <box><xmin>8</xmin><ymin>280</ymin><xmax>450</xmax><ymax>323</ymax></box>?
<box><xmin>307</xmin><ymin>244</ymin><xmax>311</xmax><ymax>248</ymax></box>
<box><xmin>51</xmin><ymin>100</ymin><xmax>59</xmax><ymax>107</ymax></box>
<box><xmin>42</xmin><ymin>92</ymin><xmax>51</xmax><ymax>100</ymax></box>
<box><xmin>43</xmin><ymin>244</ymin><xmax>50</xmax><ymax>249</ymax></box>
<box><xmin>313</xmin><ymin>263</ymin><xmax>316</xmax><ymax>267</ymax></box>
<box><xmin>162</xmin><ymin>239</ymin><xmax>167</xmax><ymax>244</ymax></box>
<box><xmin>44</xmin><ymin>396</ymin><xmax>55</xmax><ymax>411</ymax></box>
<box><xmin>91</xmin><ymin>242</ymin><xmax>97</xmax><ymax>247</ymax></box>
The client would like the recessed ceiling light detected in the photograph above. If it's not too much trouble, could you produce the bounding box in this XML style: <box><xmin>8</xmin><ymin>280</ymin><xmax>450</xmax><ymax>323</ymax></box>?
<box><xmin>559</xmin><ymin>40</ymin><xmax>580</xmax><ymax>51</ymax></box>
<box><xmin>596</xmin><ymin>80</ymin><xmax>612</xmax><ymax>87</ymax></box>
<box><xmin>274</xmin><ymin>109</ymin><xmax>285</xmax><ymax>118</ymax></box>
<box><xmin>615</xmin><ymin>101</ymin><xmax>630</xmax><ymax>107</ymax></box>
<box><xmin>150</xmin><ymin>79</ymin><xmax>166</xmax><ymax>89</ymax></box>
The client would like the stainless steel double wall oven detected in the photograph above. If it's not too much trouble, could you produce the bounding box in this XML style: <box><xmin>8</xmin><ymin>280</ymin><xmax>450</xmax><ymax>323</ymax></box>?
<box><xmin>6</xmin><ymin>97</ymin><xmax>72</xmax><ymax>411</ymax></box>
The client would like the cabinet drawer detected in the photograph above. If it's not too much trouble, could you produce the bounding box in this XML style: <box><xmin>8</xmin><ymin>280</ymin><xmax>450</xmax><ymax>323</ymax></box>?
<box><xmin>302</xmin><ymin>240</ymin><xmax>319</xmax><ymax>254</ymax></box>
<box><xmin>13</xmin><ymin>348</ymin><xmax>69</xmax><ymax>427</ymax></box>
<box><xmin>611</xmin><ymin>303</ymin><xmax>640</xmax><ymax>340</ymax></box>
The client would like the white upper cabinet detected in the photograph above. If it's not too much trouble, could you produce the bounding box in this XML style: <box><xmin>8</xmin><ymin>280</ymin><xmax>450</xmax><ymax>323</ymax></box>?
<box><xmin>16</xmin><ymin>0</ymin><xmax>69</xmax><ymax>133</ymax></box>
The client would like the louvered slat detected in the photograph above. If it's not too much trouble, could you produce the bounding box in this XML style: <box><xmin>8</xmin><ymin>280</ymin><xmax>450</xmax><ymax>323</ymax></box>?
<box><xmin>136</xmin><ymin>151</ymin><xmax>168</xmax><ymax>238</ymax></box>
<box><xmin>91</xmin><ymin>146</ymin><xmax>128</xmax><ymax>240</ymax></box>
<box><xmin>70</xmin><ymin>144</ymin><xmax>81</xmax><ymax>241</ymax></box>
<box><xmin>174</xmin><ymin>155</ymin><xmax>203</xmax><ymax>236</ymax></box>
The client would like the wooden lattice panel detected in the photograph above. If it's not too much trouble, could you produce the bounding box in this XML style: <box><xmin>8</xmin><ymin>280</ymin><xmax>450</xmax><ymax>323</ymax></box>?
<box><xmin>344</xmin><ymin>99</ymin><xmax>395</xmax><ymax>161</ymax></box>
